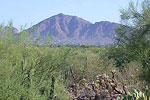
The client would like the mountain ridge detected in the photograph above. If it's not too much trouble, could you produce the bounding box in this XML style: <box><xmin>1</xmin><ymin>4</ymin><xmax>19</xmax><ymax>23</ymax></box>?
<box><xmin>22</xmin><ymin>13</ymin><xmax>120</xmax><ymax>45</ymax></box>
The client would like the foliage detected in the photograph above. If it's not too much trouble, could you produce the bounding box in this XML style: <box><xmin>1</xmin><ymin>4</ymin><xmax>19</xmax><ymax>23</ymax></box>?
<box><xmin>117</xmin><ymin>89</ymin><xmax>150</xmax><ymax>100</ymax></box>
<box><xmin>1</xmin><ymin>0</ymin><xmax>150</xmax><ymax>98</ymax></box>
<box><xmin>67</xmin><ymin>69</ymin><xmax>148</xmax><ymax>100</ymax></box>
<box><xmin>0</xmin><ymin>22</ymin><xmax>117</xmax><ymax>99</ymax></box>
<box><xmin>107</xmin><ymin>0</ymin><xmax>150</xmax><ymax>83</ymax></box>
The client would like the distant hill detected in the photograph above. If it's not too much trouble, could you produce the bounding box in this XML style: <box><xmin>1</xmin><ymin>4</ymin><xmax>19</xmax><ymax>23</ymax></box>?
<box><xmin>11</xmin><ymin>27</ymin><xmax>19</xmax><ymax>34</ymax></box>
<box><xmin>27</xmin><ymin>13</ymin><xmax>120</xmax><ymax>45</ymax></box>
<box><xmin>3</xmin><ymin>26</ymin><xmax>19</xmax><ymax>34</ymax></box>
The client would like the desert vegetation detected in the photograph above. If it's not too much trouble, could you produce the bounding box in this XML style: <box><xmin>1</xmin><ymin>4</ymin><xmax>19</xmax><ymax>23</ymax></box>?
<box><xmin>1</xmin><ymin>0</ymin><xmax>150</xmax><ymax>100</ymax></box>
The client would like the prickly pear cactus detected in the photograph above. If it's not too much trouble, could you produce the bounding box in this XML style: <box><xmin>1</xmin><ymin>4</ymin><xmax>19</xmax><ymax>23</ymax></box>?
<box><xmin>118</xmin><ymin>89</ymin><xmax>149</xmax><ymax>100</ymax></box>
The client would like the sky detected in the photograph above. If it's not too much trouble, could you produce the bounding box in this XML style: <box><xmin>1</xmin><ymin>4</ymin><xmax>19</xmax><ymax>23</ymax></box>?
<box><xmin>0</xmin><ymin>0</ymin><xmax>133</xmax><ymax>29</ymax></box>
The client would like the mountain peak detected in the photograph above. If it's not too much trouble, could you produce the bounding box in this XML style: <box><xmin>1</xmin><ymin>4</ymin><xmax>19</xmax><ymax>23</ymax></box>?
<box><xmin>53</xmin><ymin>13</ymin><xmax>69</xmax><ymax>18</ymax></box>
<box><xmin>57</xmin><ymin>13</ymin><xmax>65</xmax><ymax>16</ymax></box>
<box><xmin>28</xmin><ymin>14</ymin><xmax>119</xmax><ymax>45</ymax></box>
<box><xmin>55</xmin><ymin>13</ymin><xmax>66</xmax><ymax>17</ymax></box>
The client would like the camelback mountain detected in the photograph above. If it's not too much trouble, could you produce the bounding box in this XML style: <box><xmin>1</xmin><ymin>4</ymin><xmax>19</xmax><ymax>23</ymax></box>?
<box><xmin>27</xmin><ymin>13</ymin><xmax>120</xmax><ymax>45</ymax></box>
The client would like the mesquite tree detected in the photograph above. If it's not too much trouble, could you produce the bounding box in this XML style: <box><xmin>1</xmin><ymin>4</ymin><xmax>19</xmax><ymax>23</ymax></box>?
<box><xmin>109</xmin><ymin>0</ymin><xmax>150</xmax><ymax>82</ymax></box>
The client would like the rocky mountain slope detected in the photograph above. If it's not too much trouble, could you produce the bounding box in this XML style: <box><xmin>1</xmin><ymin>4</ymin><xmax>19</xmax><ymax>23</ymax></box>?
<box><xmin>27</xmin><ymin>13</ymin><xmax>120</xmax><ymax>45</ymax></box>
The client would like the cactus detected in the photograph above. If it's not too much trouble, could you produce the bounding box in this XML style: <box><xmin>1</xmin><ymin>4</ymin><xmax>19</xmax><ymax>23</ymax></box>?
<box><xmin>120</xmin><ymin>89</ymin><xmax>149</xmax><ymax>100</ymax></box>
<box><xmin>67</xmin><ymin>71</ymin><xmax>149</xmax><ymax>100</ymax></box>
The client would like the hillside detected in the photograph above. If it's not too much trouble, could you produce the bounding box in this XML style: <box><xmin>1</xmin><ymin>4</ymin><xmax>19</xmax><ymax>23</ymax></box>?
<box><xmin>27</xmin><ymin>13</ymin><xmax>119</xmax><ymax>45</ymax></box>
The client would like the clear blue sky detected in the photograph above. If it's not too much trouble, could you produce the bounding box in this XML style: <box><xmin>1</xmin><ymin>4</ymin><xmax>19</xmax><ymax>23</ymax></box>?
<box><xmin>0</xmin><ymin>0</ymin><xmax>132</xmax><ymax>29</ymax></box>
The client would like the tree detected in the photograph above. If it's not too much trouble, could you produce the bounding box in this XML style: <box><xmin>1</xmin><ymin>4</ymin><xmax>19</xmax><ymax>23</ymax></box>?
<box><xmin>109</xmin><ymin>0</ymin><xmax>150</xmax><ymax>82</ymax></box>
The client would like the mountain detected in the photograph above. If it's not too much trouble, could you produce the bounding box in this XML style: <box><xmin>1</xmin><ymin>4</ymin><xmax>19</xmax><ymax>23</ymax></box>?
<box><xmin>10</xmin><ymin>27</ymin><xmax>19</xmax><ymax>34</ymax></box>
<box><xmin>3</xmin><ymin>26</ymin><xmax>19</xmax><ymax>34</ymax></box>
<box><xmin>28</xmin><ymin>13</ymin><xmax>120</xmax><ymax>45</ymax></box>
<box><xmin>12</xmin><ymin>27</ymin><xmax>19</xmax><ymax>34</ymax></box>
